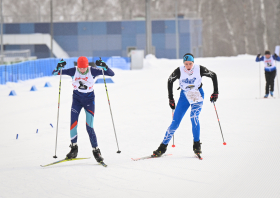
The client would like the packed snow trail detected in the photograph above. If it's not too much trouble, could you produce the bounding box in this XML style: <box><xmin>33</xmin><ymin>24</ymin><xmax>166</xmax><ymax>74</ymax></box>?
<box><xmin>0</xmin><ymin>55</ymin><xmax>279</xmax><ymax>198</ymax></box>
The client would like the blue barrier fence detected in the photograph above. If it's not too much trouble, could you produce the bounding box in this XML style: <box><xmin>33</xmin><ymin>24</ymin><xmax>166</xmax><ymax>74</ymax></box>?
<box><xmin>0</xmin><ymin>56</ymin><xmax>130</xmax><ymax>85</ymax></box>
<box><xmin>93</xmin><ymin>57</ymin><xmax>131</xmax><ymax>70</ymax></box>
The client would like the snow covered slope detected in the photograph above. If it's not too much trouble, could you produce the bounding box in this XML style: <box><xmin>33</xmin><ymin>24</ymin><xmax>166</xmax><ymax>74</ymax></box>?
<box><xmin>0</xmin><ymin>55</ymin><xmax>279</xmax><ymax>198</ymax></box>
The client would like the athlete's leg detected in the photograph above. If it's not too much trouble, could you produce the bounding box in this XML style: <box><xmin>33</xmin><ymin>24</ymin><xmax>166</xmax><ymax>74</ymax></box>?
<box><xmin>70</xmin><ymin>97</ymin><xmax>83</xmax><ymax>144</ymax></box>
<box><xmin>162</xmin><ymin>91</ymin><xmax>190</xmax><ymax>145</ymax></box>
<box><xmin>270</xmin><ymin>70</ymin><xmax>276</xmax><ymax>92</ymax></box>
<box><xmin>190</xmin><ymin>102</ymin><xmax>203</xmax><ymax>142</ymax></box>
<box><xmin>265</xmin><ymin>71</ymin><xmax>270</xmax><ymax>95</ymax></box>
<box><xmin>190</xmin><ymin>88</ymin><xmax>205</xmax><ymax>142</ymax></box>
<box><xmin>83</xmin><ymin>99</ymin><xmax>98</xmax><ymax>148</ymax></box>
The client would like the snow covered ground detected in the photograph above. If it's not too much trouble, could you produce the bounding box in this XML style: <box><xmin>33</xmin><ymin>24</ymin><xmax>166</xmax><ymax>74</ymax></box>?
<box><xmin>0</xmin><ymin>55</ymin><xmax>280</xmax><ymax>198</ymax></box>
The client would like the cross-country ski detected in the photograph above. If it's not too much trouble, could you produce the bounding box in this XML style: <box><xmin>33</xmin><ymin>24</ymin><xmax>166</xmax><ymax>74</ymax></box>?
<box><xmin>40</xmin><ymin>158</ymin><xmax>90</xmax><ymax>167</ymax></box>
<box><xmin>131</xmin><ymin>154</ymin><xmax>173</xmax><ymax>161</ymax></box>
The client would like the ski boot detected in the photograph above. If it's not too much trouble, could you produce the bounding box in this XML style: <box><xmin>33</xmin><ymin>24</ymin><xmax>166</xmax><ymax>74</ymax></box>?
<box><xmin>66</xmin><ymin>143</ymin><xmax>78</xmax><ymax>159</ymax></box>
<box><xmin>153</xmin><ymin>143</ymin><xmax>168</xmax><ymax>157</ymax></box>
<box><xmin>193</xmin><ymin>141</ymin><xmax>202</xmax><ymax>154</ymax></box>
<box><xmin>264</xmin><ymin>94</ymin><xmax>269</xmax><ymax>98</ymax></box>
<box><xmin>270</xmin><ymin>91</ymin><xmax>274</xmax><ymax>97</ymax></box>
<box><xmin>92</xmin><ymin>147</ymin><xmax>104</xmax><ymax>162</ymax></box>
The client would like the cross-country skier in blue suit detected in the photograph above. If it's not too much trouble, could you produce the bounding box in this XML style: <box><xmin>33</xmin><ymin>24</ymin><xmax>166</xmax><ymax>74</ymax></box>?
<box><xmin>153</xmin><ymin>53</ymin><xmax>219</xmax><ymax>156</ymax></box>
<box><xmin>256</xmin><ymin>50</ymin><xmax>280</xmax><ymax>98</ymax></box>
<box><xmin>52</xmin><ymin>56</ymin><xmax>114</xmax><ymax>163</ymax></box>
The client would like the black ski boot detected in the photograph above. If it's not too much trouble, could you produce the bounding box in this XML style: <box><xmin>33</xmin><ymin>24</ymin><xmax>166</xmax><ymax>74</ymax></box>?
<box><xmin>92</xmin><ymin>147</ymin><xmax>104</xmax><ymax>162</ymax></box>
<box><xmin>66</xmin><ymin>143</ymin><xmax>78</xmax><ymax>159</ymax></box>
<box><xmin>153</xmin><ymin>143</ymin><xmax>168</xmax><ymax>157</ymax></box>
<box><xmin>193</xmin><ymin>141</ymin><xmax>202</xmax><ymax>154</ymax></box>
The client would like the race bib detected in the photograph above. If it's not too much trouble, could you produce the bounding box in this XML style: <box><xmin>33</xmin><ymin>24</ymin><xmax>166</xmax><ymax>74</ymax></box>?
<box><xmin>185</xmin><ymin>89</ymin><xmax>203</xmax><ymax>104</ymax></box>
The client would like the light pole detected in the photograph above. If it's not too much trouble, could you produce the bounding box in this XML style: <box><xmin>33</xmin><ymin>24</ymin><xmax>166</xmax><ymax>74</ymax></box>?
<box><xmin>145</xmin><ymin>0</ymin><xmax>152</xmax><ymax>56</ymax></box>
<box><xmin>50</xmin><ymin>0</ymin><xmax>53</xmax><ymax>58</ymax></box>
<box><xmin>175</xmin><ymin>0</ymin><xmax>179</xmax><ymax>59</ymax></box>
<box><xmin>0</xmin><ymin>0</ymin><xmax>3</xmax><ymax>64</ymax></box>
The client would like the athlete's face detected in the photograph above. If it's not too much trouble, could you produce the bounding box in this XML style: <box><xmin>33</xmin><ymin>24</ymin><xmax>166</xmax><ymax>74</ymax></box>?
<box><xmin>184</xmin><ymin>61</ymin><xmax>194</xmax><ymax>70</ymax></box>
<box><xmin>78</xmin><ymin>67</ymin><xmax>87</xmax><ymax>74</ymax></box>
<box><xmin>265</xmin><ymin>54</ymin><xmax>271</xmax><ymax>59</ymax></box>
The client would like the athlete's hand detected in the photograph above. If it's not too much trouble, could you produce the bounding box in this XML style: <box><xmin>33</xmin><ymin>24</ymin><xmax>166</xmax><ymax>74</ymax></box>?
<box><xmin>96</xmin><ymin>58</ymin><xmax>108</xmax><ymax>71</ymax></box>
<box><xmin>273</xmin><ymin>53</ymin><xmax>279</xmax><ymax>59</ymax></box>
<box><xmin>169</xmin><ymin>99</ymin><xmax>176</xmax><ymax>110</ymax></box>
<box><xmin>56</xmin><ymin>59</ymin><xmax>66</xmax><ymax>70</ymax></box>
<box><xmin>257</xmin><ymin>54</ymin><xmax>261</xmax><ymax>58</ymax></box>
<box><xmin>210</xmin><ymin>92</ymin><xmax>218</xmax><ymax>102</ymax></box>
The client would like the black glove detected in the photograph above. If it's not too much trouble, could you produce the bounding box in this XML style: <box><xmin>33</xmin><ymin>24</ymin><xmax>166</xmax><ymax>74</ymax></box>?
<box><xmin>210</xmin><ymin>92</ymin><xmax>219</xmax><ymax>102</ymax></box>
<box><xmin>56</xmin><ymin>59</ymin><xmax>66</xmax><ymax>70</ymax></box>
<box><xmin>257</xmin><ymin>54</ymin><xmax>261</xmax><ymax>58</ymax></box>
<box><xmin>169</xmin><ymin>99</ymin><xmax>176</xmax><ymax>110</ymax></box>
<box><xmin>95</xmin><ymin>58</ymin><xmax>108</xmax><ymax>71</ymax></box>
<box><xmin>273</xmin><ymin>53</ymin><xmax>279</xmax><ymax>59</ymax></box>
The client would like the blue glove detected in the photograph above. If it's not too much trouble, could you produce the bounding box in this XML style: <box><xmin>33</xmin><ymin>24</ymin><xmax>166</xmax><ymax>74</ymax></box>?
<box><xmin>56</xmin><ymin>59</ymin><xmax>66</xmax><ymax>70</ymax></box>
<box><xmin>95</xmin><ymin>58</ymin><xmax>108</xmax><ymax>71</ymax></box>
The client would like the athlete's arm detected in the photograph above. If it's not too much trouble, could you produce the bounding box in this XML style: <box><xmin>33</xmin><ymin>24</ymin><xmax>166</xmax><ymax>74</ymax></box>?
<box><xmin>90</xmin><ymin>67</ymin><xmax>115</xmax><ymax>77</ymax></box>
<box><xmin>52</xmin><ymin>67</ymin><xmax>76</xmax><ymax>77</ymax></box>
<box><xmin>273</xmin><ymin>54</ymin><xmax>280</xmax><ymax>61</ymax></box>
<box><xmin>200</xmin><ymin>66</ymin><xmax>218</xmax><ymax>93</ymax></box>
<box><xmin>168</xmin><ymin>67</ymin><xmax>180</xmax><ymax>100</ymax></box>
<box><xmin>256</xmin><ymin>55</ymin><xmax>264</xmax><ymax>62</ymax></box>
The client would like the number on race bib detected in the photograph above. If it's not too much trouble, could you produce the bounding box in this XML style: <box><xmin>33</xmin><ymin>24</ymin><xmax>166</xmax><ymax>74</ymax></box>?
<box><xmin>185</xmin><ymin>89</ymin><xmax>204</xmax><ymax>104</ymax></box>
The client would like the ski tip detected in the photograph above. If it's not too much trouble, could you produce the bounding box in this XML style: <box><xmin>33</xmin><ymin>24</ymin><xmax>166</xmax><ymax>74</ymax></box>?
<box><xmin>195</xmin><ymin>154</ymin><xmax>203</xmax><ymax>160</ymax></box>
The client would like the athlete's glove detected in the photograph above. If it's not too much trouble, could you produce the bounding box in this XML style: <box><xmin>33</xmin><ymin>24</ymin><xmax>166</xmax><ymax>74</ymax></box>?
<box><xmin>210</xmin><ymin>92</ymin><xmax>219</xmax><ymax>102</ymax></box>
<box><xmin>257</xmin><ymin>54</ymin><xmax>261</xmax><ymax>58</ymax></box>
<box><xmin>56</xmin><ymin>59</ymin><xmax>66</xmax><ymax>70</ymax></box>
<box><xmin>273</xmin><ymin>53</ymin><xmax>279</xmax><ymax>59</ymax></box>
<box><xmin>95</xmin><ymin>58</ymin><xmax>108</xmax><ymax>71</ymax></box>
<box><xmin>169</xmin><ymin>99</ymin><xmax>176</xmax><ymax>110</ymax></box>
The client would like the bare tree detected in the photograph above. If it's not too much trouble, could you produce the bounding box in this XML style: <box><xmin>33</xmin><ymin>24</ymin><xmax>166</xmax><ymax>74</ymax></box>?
<box><xmin>273</xmin><ymin>0</ymin><xmax>280</xmax><ymax>47</ymax></box>
<box><xmin>249</xmin><ymin>0</ymin><xmax>260</xmax><ymax>53</ymax></box>
<box><xmin>219</xmin><ymin>0</ymin><xmax>238</xmax><ymax>55</ymax></box>
<box><xmin>243</xmin><ymin>1</ymin><xmax>249</xmax><ymax>54</ymax></box>
<box><xmin>260</xmin><ymin>0</ymin><xmax>269</xmax><ymax>50</ymax></box>
<box><xmin>206</xmin><ymin>0</ymin><xmax>213</xmax><ymax>57</ymax></box>
<box><xmin>197</xmin><ymin>0</ymin><xmax>204</xmax><ymax>17</ymax></box>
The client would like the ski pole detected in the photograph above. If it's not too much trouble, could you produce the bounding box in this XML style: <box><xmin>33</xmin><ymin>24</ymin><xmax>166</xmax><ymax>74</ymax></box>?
<box><xmin>259</xmin><ymin>61</ymin><xmax>261</xmax><ymax>98</ymax></box>
<box><xmin>172</xmin><ymin>109</ymin><xmax>175</xmax><ymax>147</ymax></box>
<box><xmin>53</xmin><ymin>68</ymin><xmax>62</xmax><ymax>158</ymax></box>
<box><xmin>212</xmin><ymin>102</ymin><xmax>226</xmax><ymax>145</ymax></box>
<box><xmin>99</xmin><ymin>58</ymin><xmax>121</xmax><ymax>153</ymax></box>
